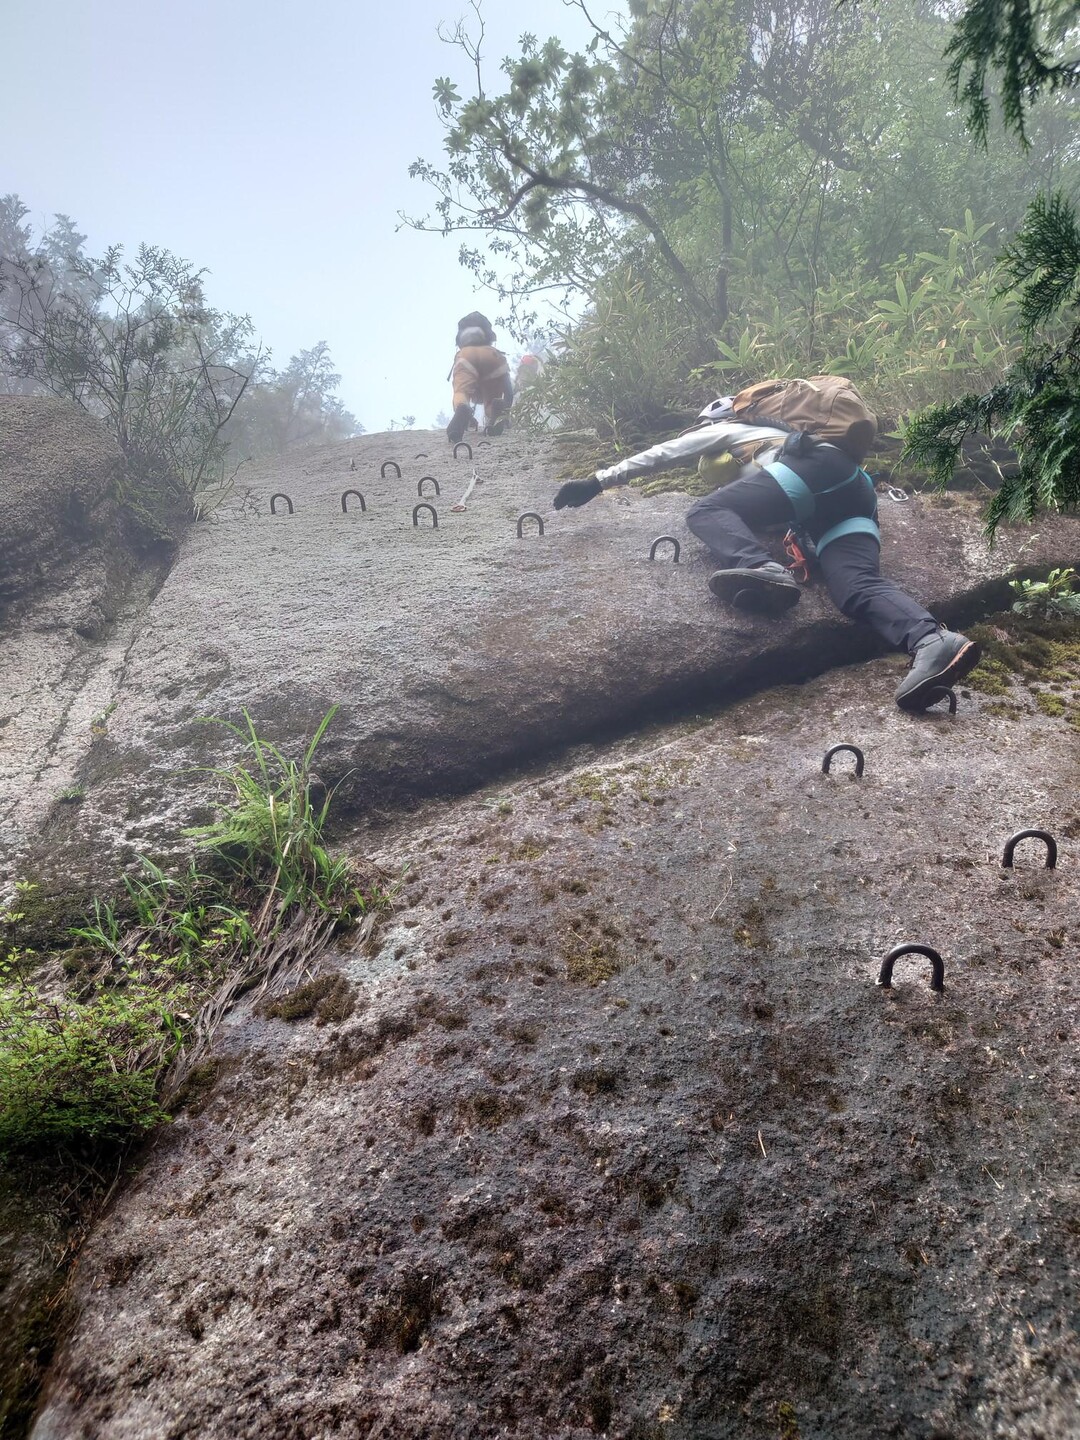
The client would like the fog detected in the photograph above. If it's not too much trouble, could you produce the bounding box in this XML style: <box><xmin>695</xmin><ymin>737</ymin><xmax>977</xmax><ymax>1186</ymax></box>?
<box><xmin>1</xmin><ymin>0</ymin><xmax>596</xmax><ymax>430</ymax></box>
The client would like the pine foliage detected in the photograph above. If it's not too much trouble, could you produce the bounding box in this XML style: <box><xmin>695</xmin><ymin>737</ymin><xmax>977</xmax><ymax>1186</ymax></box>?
<box><xmin>945</xmin><ymin>0</ymin><xmax>1080</xmax><ymax>144</ymax></box>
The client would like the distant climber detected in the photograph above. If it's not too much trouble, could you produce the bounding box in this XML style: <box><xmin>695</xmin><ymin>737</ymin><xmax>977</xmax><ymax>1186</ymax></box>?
<box><xmin>447</xmin><ymin>312</ymin><xmax>513</xmax><ymax>445</ymax></box>
<box><xmin>514</xmin><ymin>353</ymin><xmax>543</xmax><ymax>391</ymax></box>
<box><xmin>552</xmin><ymin>377</ymin><xmax>981</xmax><ymax>712</ymax></box>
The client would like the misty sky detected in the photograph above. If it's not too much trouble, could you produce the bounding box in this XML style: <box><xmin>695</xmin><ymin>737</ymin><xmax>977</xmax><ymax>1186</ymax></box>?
<box><xmin>2</xmin><ymin>0</ymin><xmax>603</xmax><ymax>433</ymax></box>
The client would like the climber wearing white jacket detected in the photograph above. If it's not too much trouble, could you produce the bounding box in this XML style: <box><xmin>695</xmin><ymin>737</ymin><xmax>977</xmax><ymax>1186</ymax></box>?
<box><xmin>552</xmin><ymin>397</ymin><xmax>981</xmax><ymax>712</ymax></box>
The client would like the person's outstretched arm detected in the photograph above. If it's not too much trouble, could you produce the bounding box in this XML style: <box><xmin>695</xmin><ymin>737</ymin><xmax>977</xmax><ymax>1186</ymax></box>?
<box><xmin>553</xmin><ymin>420</ymin><xmax>787</xmax><ymax>508</ymax></box>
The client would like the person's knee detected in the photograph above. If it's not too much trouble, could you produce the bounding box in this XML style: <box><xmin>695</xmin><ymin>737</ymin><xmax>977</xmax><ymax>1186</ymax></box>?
<box><xmin>686</xmin><ymin>490</ymin><xmax>735</xmax><ymax>533</ymax></box>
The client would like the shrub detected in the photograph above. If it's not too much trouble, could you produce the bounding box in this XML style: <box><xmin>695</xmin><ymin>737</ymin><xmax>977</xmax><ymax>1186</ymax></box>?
<box><xmin>519</xmin><ymin>267</ymin><xmax>710</xmax><ymax>442</ymax></box>
<box><xmin>693</xmin><ymin>215</ymin><xmax>1021</xmax><ymax>427</ymax></box>
<box><xmin>0</xmin><ymin>709</ymin><xmax>393</xmax><ymax>1155</ymax></box>
<box><xmin>1009</xmin><ymin>567</ymin><xmax>1080</xmax><ymax>619</ymax></box>
<box><xmin>0</xmin><ymin>981</ymin><xmax>179</xmax><ymax>1151</ymax></box>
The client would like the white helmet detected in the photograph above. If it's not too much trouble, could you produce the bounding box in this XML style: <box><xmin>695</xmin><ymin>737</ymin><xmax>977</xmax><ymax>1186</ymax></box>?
<box><xmin>698</xmin><ymin>396</ymin><xmax>735</xmax><ymax>422</ymax></box>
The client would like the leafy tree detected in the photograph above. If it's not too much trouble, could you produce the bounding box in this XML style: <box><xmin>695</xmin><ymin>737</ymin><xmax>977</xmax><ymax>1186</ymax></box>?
<box><xmin>0</xmin><ymin>198</ymin><xmax>363</xmax><ymax>512</ymax></box>
<box><xmin>0</xmin><ymin>195</ymin><xmax>100</xmax><ymax>395</ymax></box>
<box><xmin>409</xmin><ymin>0</ymin><xmax>1074</xmax><ymax>432</ymax></box>
<box><xmin>411</xmin><ymin>1</ymin><xmax>1066</xmax><ymax>316</ymax></box>
<box><xmin>224</xmin><ymin>342</ymin><xmax>361</xmax><ymax>459</ymax></box>
<box><xmin>1</xmin><ymin>230</ymin><xmax>259</xmax><ymax>517</ymax></box>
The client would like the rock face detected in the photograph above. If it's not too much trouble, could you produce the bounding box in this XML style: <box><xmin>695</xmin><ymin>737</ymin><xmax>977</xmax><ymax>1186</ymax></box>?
<box><xmin>30</xmin><ymin>660</ymin><xmax>1080</xmax><ymax>1439</ymax></box>
<box><xmin>16</xmin><ymin>426</ymin><xmax>1080</xmax><ymax>892</ymax></box>
<box><xmin>7</xmin><ymin>420</ymin><xmax>1080</xmax><ymax>1438</ymax></box>
<box><xmin>0</xmin><ymin>398</ymin><xmax>168</xmax><ymax>887</ymax></box>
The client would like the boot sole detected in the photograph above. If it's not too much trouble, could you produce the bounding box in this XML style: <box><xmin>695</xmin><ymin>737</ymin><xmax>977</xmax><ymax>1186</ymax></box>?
<box><xmin>896</xmin><ymin>640</ymin><xmax>982</xmax><ymax>711</ymax></box>
<box><xmin>709</xmin><ymin>571</ymin><xmax>800</xmax><ymax>616</ymax></box>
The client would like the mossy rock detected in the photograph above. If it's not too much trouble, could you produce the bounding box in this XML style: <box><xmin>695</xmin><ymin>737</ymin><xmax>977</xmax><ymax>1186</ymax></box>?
<box><xmin>3</xmin><ymin>882</ymin><xmax>107</xmax><ymax>956</ymax></box>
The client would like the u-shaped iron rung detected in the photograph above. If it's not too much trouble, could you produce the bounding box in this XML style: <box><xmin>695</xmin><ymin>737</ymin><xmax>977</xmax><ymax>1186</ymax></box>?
<box><xmin>1002</xmin><ymin>829</ymin><xmax>1058</xmax><ymax>869</ymax></box>
<box><xmin>417</xmin><ymin>476</ymin><xmax>441</xmax><ymax>498</ymax></box>
<box><xmin>925</xmin><ymin>686</ymin><xmax>957</xmax><ymax>714</ymax></box>
<box><xmin>822</xmin><ymin>743</ymin><xmax>864</xmax><ymax>777</ymax></box>
<box><xmin>649</xmin><ymin>535</ymin><xmax>681</xmax><ymax>563</ymax></box>
<box><xmin>414</xmin><ymin>452</ymin><xmax>429</xmax><ymax>459</ymax></box>
<box><xmin>340</xmin><ymin>489</ymin><xmax>367</xmax><ymax>513</ymax></box>
<box><xmin>453</xmin><ymin>441</ymin><xmax>473</xmax><ymax>460</ymax></box>
<box><xmin>877</xmin><ymin>943</ymin><xmax>945</xmax><ymax>992</ymax></box>
<box><xmin>380</xmin><ymin>460</ymin><xmax>402</xmax><ymax>478</ymax></box>
<box><xmin>269</xmin><ymin>493</ymin><xmax>294</xmax><ymax>516</ymax></box>
<box><xmin>517</xmin><ymin>512</ymin><xmax>545</xmax><ymax>538</ymax></box>
<box><xmin>412</xmin><ymin>502</ymin><xmax>438</xmax><ymax>528</ymax></box>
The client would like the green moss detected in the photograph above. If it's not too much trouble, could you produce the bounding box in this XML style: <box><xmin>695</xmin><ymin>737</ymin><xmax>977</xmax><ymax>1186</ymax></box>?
<box><xmin>169</xmin><ymin>1057</ymin><xmax>231</xmax><ymax>1116</ymax></box>
<box><xmin>778</xmin><ymin>1401</ymin><xmax>802</xmax><ymax>1440</ymax></box>
<box><xmin>564</xmin><ymin>934</ymin><xmax>621</xmax><ymax>985</ymax></box>
<box><xmin>3</xmin><ymin>880</ymin><xmax>106</xmax><ymax>955</ymax></box>
<box><xmin>966</xmin><ymin>656</ymin><xmax>1013</xmax><ymax>695</ymax></box>
<box><xmin>971</xmin><ymin>614</ymin><xmax>1080</xmax><ymax>678</ymax></box>
<box><xmin>1035</xmin><ymin>690</ymin><xmax>1067</xmax><ymax>716</ymax></box>
<box><xmin>968</xmin><ymin>614</ymin><xmax>1080</xmax><ymax>712</ymax></box>
<box><xmin>264</xmin><ymin>972</ymin><xmax>356</xmax><ymax>1025</ymax></box>
<box><xmin>566</xmin><ymin>771</ymin><xmax>622</xmax><ymax>804</ymax></box>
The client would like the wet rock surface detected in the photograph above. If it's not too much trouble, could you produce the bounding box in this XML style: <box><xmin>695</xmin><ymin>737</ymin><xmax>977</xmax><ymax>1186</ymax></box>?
<box><xmin>18</xmin><ymin>426</ymin><xmax>1080</xmax><ymax>891</ymax></box>
<box><xmin>0</xmin><ymin>397</ymin><xmax>168</xmax><ymax>889</ymax></box>
<box><xmin>0</xmin><ymin>1177</ymin><xmax>75</xmax><ymax>1438</ymax></box>
<box><xmin>32</xmin><ymin>663</ymin><xmax>1080</xmax><ymax>1439</ymax></box>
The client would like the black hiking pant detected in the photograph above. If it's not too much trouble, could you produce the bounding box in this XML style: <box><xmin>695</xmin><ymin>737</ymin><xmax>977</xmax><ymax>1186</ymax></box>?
<box><xmin>685</xmin><ymin>469</ymin><xmax>939</xmax><ymax>654</ymax></box>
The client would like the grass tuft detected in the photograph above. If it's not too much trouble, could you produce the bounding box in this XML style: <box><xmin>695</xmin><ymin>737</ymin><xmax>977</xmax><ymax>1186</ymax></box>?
<box><xmin>0</xmin><ymin>708</ymin><xmax>393</xmax><ymax>1157</ymax></box>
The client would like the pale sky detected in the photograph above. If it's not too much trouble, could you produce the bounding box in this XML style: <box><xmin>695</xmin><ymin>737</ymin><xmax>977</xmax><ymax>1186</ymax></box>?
<box><xmin>2</xmin><ymin>0</ymin><xmax>604</xmax><ymax>432</ymax></box>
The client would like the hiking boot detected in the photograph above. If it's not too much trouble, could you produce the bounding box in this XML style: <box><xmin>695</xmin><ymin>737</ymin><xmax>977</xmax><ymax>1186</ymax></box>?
<box><xmin>486</xmin><ymin>416</ymin><xmax>510</xmax><ymax>437</ymax></box>
<box><xmin>709</xmin><ymin>561</ymin><xmax>801</xmax><ymax>616</ymax></box>
<box><xmin>446</xmin><ymin>403</ymin><xmax>473</xmax><ymax>444</ymax></box>
<box><xmin>895</xmin><ymin>628</ymin><xmax>981</xmax><ymax>711</ymax></box>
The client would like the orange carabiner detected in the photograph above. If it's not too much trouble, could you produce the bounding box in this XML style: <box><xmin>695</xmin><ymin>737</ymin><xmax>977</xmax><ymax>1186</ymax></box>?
<box><xmin>783</xmin><ymin>528</ymin><xmax>811</xmax><ymax>584</ymax></box>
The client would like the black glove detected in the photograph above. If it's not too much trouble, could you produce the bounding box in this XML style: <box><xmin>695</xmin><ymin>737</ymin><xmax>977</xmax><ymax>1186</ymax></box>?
<box><xmin>553</xmin><ymin>476</ymin><xmax>603</xmax><ymax>509</ymax></box>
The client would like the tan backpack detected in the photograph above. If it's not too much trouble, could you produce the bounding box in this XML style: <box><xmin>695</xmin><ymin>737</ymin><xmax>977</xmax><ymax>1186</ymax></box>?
<box><xmin>731</xmin><ymin>376</ymin><xmax>877</xmax><ymax>462</ymax></box>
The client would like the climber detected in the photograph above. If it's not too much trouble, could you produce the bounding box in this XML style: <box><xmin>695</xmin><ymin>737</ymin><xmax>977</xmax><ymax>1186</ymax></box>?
<box><xmin>552</xmin><ymin>380</ymin><xmax>981</xmax><ymax>712</ymax></box>
<box><xmin>447</xmin><ymin>312</ymin><xmax>514</xmax><ymax>445</ymax></box>
<box><xmin>514</xmin><ymin>353</ymin><xmax>543</xmax><ymax>391</ymax></box>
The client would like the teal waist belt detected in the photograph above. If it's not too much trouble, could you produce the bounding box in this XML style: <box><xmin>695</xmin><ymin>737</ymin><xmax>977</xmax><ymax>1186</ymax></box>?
<box><xmin>762</xmin><ymin>459</ymin><xmax>880</xmax><ymax>552</ymax></box>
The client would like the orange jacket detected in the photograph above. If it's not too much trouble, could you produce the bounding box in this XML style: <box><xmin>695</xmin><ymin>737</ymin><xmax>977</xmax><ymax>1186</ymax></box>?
<box><xmin>451</xmin><ymin>346</ymin><xmax>512</xmax><ymax>409</ymax></box>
